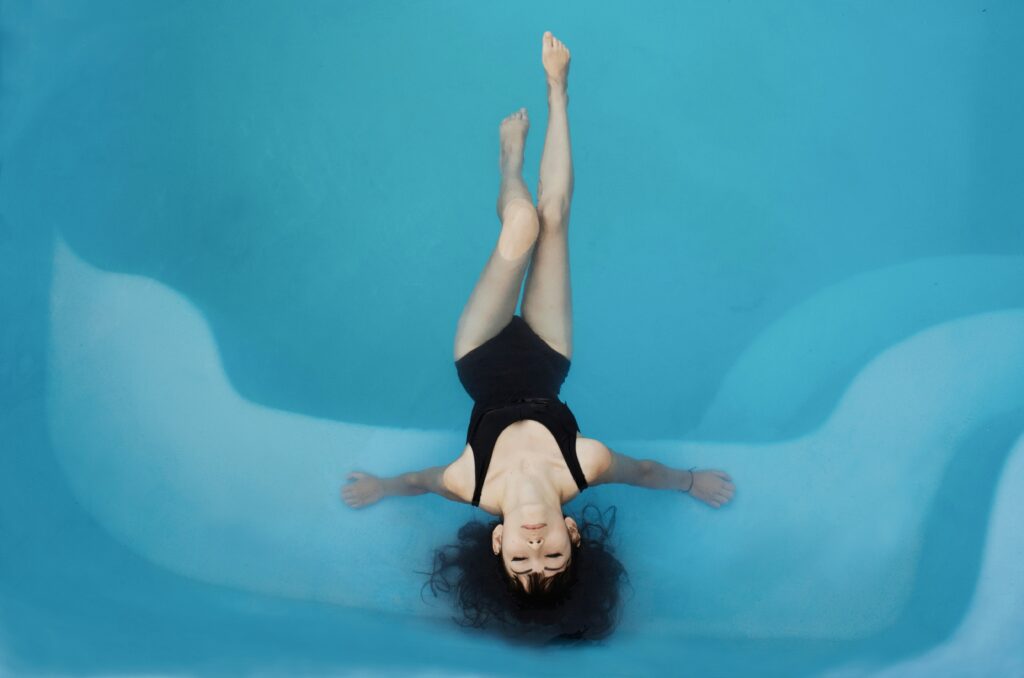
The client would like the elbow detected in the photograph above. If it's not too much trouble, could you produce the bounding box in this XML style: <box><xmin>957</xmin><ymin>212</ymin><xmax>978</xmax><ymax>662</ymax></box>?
<box><xmin>638</xmin><ymin>460</ymin><xmax>656</xmax><ymax>485</ymax></box>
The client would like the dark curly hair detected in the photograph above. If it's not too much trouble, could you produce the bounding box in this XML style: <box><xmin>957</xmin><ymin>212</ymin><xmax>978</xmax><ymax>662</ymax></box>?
<box><xmin>422</xmin><ymin>504</ymin><xmax>628</xmax><ymax>645</ymax></box>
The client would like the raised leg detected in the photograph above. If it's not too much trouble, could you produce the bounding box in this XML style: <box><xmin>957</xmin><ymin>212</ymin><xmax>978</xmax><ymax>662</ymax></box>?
<box><xmin>522</xmin><ymin>31</ymin><xmax>574</xmax><ymax>359</ymax></box>
<box><xmin>453</xmin><ymin>109</ymin><xmax>540</xmax><ymax>361</ymax></box>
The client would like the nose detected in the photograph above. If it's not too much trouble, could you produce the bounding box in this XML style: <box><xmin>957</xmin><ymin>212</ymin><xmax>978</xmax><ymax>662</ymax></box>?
<box><xmin>527</xmin><ymin>536</ymin><xmax>542</xmax><ymax>549</ymax></box>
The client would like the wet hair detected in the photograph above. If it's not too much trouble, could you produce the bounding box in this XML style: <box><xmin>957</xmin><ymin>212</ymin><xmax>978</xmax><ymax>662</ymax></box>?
<box><xmin>422</xmin><ymin>504</ymin><xmax>628</xmax><ymax>645</ymax></box>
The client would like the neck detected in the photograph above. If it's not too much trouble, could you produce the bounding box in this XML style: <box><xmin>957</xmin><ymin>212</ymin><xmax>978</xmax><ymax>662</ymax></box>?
<box><xmin>496</xmin><ymin>465</ymin><xmax>562</xmax><ymax>516</ymax></box>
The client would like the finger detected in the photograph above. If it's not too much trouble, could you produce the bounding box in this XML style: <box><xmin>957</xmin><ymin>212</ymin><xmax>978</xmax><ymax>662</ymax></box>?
<box><xmin>709</xmin><ymin>500</ymin><xmax>721</xmax><ymax>509</ymax></box>
<box><xmin>347</xmin><ymin>472</ymin><xmax>366</xmax><ymax>481</ymax></box>
<box><xmin>713</xmin><ymin>470</ymin><xmax>732</xmax><ymax>480</ymax></box>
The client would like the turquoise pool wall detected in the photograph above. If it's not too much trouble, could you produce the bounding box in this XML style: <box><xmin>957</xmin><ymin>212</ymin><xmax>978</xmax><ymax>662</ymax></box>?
<box><xmin>2</xmin><ymin>1</ymin><xmax>1022</xmax><ymax>677</ymax></box>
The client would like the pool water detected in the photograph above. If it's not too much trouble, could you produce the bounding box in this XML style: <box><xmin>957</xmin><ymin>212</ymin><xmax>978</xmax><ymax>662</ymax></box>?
<box><xmin>2</xmin><ymin>1</ymin><xmax>1022</xmax><ymax>676</ymax></box>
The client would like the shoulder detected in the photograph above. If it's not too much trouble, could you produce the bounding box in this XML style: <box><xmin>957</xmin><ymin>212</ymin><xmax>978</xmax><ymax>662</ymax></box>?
<box><xmin>575</xmin><ymin>435</ymin><xmax>613</xmax><ymax>485</ymax></box>
<box><xmin>441</xmin><ymin>444</ymin><xmax>475</xmax><ymax>503</ymax></box>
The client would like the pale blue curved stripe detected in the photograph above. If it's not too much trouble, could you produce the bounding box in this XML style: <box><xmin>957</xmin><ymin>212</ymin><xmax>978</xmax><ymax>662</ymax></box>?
<box><xmin>695</xmin><ymin>256</ymin><xmax>1024</xmax><ymax>441</ymax></box>
<box><xmin>821</xmin><ymin>431</ymin><xmax>1024</xmax><ymax>678</ymax></box>
<box><xmin>47</xmin><ymin>237</ymin><xmax>1024</xmax><ymax>640</ymax></box>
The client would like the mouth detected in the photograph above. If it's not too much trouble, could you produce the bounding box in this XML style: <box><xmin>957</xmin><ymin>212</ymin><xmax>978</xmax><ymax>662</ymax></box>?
<box><xmin>522</xmin><ymin>523</ymin><xmax>546</xmax><ymax>530</ymax></box>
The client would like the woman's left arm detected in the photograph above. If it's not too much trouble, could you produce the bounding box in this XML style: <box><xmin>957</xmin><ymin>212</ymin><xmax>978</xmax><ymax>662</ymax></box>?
<box><xmin>342</xmin><ymin>466</ymin><xmax>467</xmax><ymax>509</ymax></box>
<box><xmin>589</xmin><ymin>443</ymin><xmax>736</xmax><ymax>509</ymax></box>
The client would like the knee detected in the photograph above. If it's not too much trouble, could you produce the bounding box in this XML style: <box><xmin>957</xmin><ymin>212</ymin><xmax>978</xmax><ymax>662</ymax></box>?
<box><xmin>498</xmin><ymin>199</ymin><xmax>539</xmax><ymax>259</ymax></box>
<box><xmin>537</xmin><ymin>198</ymin><xmax>569</xmax><ymax>230</ymax></box>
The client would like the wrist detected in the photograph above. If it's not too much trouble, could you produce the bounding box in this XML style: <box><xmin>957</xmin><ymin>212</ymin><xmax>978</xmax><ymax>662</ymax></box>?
<box><xmin>680</xmin><ymin>468</ymin><xmax>695</xmax><ymax>493</ymax></box>
<box><xmin>381</xmin><ymin>476</ymin><xmax>404</xmax><ymax>497</ymax></box>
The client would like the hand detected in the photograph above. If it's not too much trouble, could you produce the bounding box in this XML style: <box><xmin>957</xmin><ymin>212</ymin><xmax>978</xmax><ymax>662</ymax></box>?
<box><xmin>342</xmin><ymin>471</ymin><xmax>385</xmax><ymax>509</ymax></box>
<box><xmin>684</xmin><ymin>469</ymin><xmax>735</xmax><ymax>509</ymax></box>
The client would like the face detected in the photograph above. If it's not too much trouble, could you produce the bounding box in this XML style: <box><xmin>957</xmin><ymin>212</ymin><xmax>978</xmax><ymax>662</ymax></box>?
<box><xmin>492</xmin><ymin>515</ymin><xmax>581</xmax><ymax>589</ymax></box>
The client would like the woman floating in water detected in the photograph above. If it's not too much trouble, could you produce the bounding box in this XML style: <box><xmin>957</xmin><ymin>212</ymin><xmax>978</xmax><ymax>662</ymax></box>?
<box><xmin>343</xmin><ymin>31</ymin><xmax>735</xmax><ymax>642</ymax></box>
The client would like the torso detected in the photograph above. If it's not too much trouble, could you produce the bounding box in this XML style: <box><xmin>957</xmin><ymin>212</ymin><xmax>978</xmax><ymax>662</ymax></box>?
<box><xmin>442</xmin><ymin>420</ymin><xmax>610</xmax><ymax>515</ymax></box>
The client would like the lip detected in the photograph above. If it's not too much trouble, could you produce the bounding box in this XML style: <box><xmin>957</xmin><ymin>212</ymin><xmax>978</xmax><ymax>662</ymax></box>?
<box><xmin>522</xmin><ymin>523</ymin><xmax>546</xmax><ymax>530</ymax></box>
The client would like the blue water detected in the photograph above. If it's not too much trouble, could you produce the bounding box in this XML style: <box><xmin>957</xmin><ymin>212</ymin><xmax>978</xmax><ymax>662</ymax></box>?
<box><xmin>2</xmin><ymin>1</ymin><xmax>1023</xmax><ymax>676</ymax></box>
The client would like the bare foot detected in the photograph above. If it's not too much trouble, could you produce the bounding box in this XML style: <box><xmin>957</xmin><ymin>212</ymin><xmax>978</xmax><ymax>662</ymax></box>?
<box><xmin>542</xmin><ymin>31</ymin><xmax>570</xmax><ymax>89</ymax></box>
<box><xmin>499</xmin><ymin>107</ymin><xmax>529</xmax><ymax>174</ymax></box>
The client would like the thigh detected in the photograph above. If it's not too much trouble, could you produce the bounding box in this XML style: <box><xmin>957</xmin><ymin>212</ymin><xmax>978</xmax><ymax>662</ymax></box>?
<box><xmin>520</xmin><ymin>224</ymin><xmax>572</xmax><ymax>359</ymax></box>
<box><xmin>453</xmin><ymin>246</ymin><xmax>532</xmax><ymax>361</ymax></box>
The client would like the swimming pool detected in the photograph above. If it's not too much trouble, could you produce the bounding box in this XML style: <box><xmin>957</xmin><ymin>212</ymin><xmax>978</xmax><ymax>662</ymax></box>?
<box><xmin>2</xmin><ymin>1</ymin><xmax>1022</xmax><ymax>676</ymax></box>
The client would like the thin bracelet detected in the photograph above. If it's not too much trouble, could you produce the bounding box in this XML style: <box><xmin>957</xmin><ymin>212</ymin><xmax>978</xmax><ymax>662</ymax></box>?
<box><xmin>683</xmin><ymin>467</ymin><xmax>696</xmax><ymax>493</ymax></box>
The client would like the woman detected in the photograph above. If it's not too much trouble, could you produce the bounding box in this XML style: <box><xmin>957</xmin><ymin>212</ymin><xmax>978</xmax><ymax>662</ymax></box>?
<box><xmin>342</xmin><ymin>31</ymin><xmax>736</xmax><ymax>641</ymax></box>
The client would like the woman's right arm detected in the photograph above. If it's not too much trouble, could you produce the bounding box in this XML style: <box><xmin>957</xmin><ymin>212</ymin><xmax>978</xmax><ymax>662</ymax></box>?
<box><xmin>588</xmin><ymin>441</ymin><xmax>736</xmax><ymax>509</ymax></box>
<box><xmin>342</xmin><ymin>466</ymin><xmax>467</xmax><ymax>509</ymax></box>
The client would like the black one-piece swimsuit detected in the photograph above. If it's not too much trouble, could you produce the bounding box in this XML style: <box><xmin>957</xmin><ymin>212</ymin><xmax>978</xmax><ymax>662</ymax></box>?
<box><xmin>454</xmin><ymin>315</ymin><xmax>589</xmax><ymax>507</ymax></box>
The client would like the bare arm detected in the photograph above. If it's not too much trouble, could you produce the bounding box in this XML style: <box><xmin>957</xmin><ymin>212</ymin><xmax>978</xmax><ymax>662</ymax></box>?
<box><xmin>591</xmin><ymin>445</ymin><xmax>737</xmax><ymax>509</ymax></box>
<box><xmin>342</xmin><ymin>466</ymin><xmax>466</xmax><ymax>509</ymax></box>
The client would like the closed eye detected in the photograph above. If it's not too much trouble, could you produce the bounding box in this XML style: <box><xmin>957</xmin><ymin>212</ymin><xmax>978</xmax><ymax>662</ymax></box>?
<box><xmin>511</xmin><ymin>554</ymin><xmax>567</xmax><ymax>574</ymax></box>
<box><xmin>511</xmin><ymin>553</ymin><xmax>562</xmax><ymax>562</ymax></box>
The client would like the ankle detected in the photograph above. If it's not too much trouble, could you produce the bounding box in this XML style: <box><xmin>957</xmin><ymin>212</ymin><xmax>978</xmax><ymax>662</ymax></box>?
<box><xmin>546</xmin><ymin>78</ymin><xmax>568</xmax><ymax>98</ymax></box>
<box><xmin>500</xmin><ymin>157</ymin><xmax>524</xmax><ymax>176</ymax></box>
